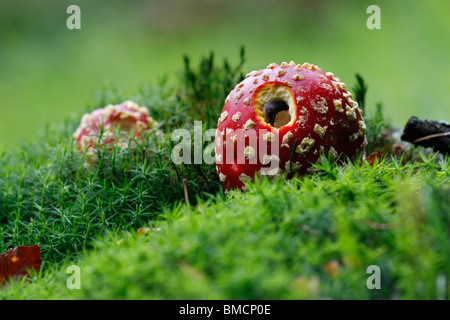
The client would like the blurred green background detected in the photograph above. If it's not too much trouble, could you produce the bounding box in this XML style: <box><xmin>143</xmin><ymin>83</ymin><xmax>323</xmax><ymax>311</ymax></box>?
<box><xmin>0</xmin><ymin>0</ymin><xmax>449</xmax><ymax>148</ymax></box>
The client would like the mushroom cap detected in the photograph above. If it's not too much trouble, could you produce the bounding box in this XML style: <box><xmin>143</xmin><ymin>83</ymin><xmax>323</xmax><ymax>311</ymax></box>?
<box><xmin>73</xmin><ymin>100</ymin><xmax>156</xmax><ymax>152</ymax></box>
<box><xmin>215</xmin><ymin>61</ymin><xmax>367</xmax><ymax>191</ymax></box>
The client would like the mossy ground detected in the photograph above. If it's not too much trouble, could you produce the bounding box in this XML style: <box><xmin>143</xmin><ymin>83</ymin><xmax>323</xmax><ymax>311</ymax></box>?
<box><xmin>0</xmin><ymin>51</ymin><xmax>448</xmax><ymax>300</ymax></box>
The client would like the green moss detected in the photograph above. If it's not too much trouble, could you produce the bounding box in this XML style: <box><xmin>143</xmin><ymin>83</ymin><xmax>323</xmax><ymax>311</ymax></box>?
<box><xmin>1</xmin><ymin>156</ymin><xmax>448</xmax><ymax>299</ymax></box>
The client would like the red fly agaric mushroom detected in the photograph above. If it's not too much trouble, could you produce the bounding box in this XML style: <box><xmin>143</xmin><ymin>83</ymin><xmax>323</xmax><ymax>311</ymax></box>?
<box><xmin>215</xmin><ymin>61</ymin><xmax>367</xmax><ymax>191</ymax></box>
<box><xmin>73</xmin><ymin>100</ymin><xmax>157</xmax><ymax>153</ymax></box>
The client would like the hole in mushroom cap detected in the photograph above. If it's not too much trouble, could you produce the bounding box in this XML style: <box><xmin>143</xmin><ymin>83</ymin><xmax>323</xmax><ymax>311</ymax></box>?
<box><xmin>252</xmin><ymin>82</ymin><xmax>296</xmax><ymax>129</ymax></box>
<box><xmin>264</xmin><ymin>100</ymin><xmax>290</xmax><ymax>128</ymax></box>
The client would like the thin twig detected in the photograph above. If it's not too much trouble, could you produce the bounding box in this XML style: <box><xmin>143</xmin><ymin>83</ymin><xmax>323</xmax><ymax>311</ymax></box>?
<box><xmin>364</xmin><ymin>219</ymin><xmax>396</xmax><ymax>230</ymax></box>
<box><xmin>182</xmin><ymin>178</ymin><xmax>190</xmax><ymax>208</ymax></box>
<box><xmin>414</xmin><ymin>132</ymin><xmax>450</xmax><ymax>144</ymax></box>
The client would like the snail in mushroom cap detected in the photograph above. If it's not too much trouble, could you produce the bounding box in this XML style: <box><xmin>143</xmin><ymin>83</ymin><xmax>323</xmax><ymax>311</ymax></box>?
<box><xmin>215</xmin><ymin>61</ymin><xmax>367</xmax><ymax>191</ymax></box>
